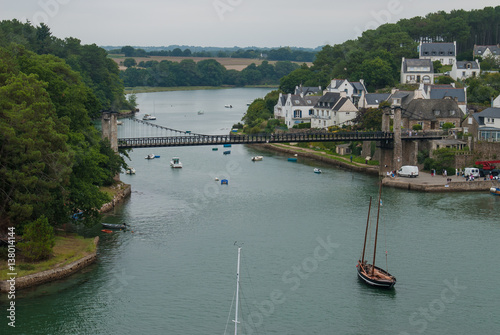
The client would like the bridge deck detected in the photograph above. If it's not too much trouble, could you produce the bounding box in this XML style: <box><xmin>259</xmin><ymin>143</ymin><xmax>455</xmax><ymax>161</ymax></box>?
<box><xmin>118</xmin><ymin>131</ymin><xmax>444</xmax><ymax>149</ymax></box>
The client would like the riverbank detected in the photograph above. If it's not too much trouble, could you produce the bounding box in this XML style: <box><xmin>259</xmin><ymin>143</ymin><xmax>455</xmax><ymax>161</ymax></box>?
<box><xmin>125</xmin><ymin>85</ymin><xmax>277</xmax><ymax>94</ymax></box>
<box><xmin>100</xmin><ymin>182</ymin><xmax>132</xmax><ymax>213</ymax></box>
<box><xmin>0</xmin><ymin>236</ymin><xmax>98</xmax><ymax>292</ymax></box>
<box><xmin>258</xmin><ymin>143</ymin><xmax>500</xmax><ymax>192</ymax></box>
<box><xmin>256</xmin><ymin>143</ymin><xmax>379</xmax><ymax>175</ymax></box>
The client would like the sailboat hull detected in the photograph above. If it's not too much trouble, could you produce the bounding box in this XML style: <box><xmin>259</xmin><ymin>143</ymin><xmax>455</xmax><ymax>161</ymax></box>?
<box><xmin>357</xmin><ymin>263</ymin><xmax>396</xmax><ymax>289</ymax></box>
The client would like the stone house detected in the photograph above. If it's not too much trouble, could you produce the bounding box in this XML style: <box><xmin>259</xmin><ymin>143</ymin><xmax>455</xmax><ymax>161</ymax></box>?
<box><xmin>418</xmin><ymin>83</ymin><xmax>468</xmax><ymax>114</ymax></box>
<box><xmin>400</xmin><ymin>58</ymin><xmax>434</xmax><ymax>84</ymax></box>
<box><xmin>450</xmin><ymin>60</ymin><xmax>480</xmax><ymax>81</ymax></box>
<box><xmin>311</xmin><ymin>92</ymin><xmax>358</xmax><ymax>129</ymax></box>
<box><xmin>419</xmin><ymin>41</ymin><xmax>456</xmax><ymax>65</ymax></box>
<box><xmin>400</xmin><ymin>99</ymin><xmax>463</xmax><ymax>131</ymax></box>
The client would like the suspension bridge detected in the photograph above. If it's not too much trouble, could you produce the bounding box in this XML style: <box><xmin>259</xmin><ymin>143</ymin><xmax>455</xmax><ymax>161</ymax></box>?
<box><xmin>115</xmin><ymin>117</ymin><xmax>444</xmax><ymax>149</ymax></box>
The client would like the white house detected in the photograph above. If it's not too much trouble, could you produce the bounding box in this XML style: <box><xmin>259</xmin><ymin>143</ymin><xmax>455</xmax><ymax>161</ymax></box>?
<box><xmin>419</xmin><ymin>41</ymin><xmax>456</xmax><ymax>65</ymax></box>
<box><xmin>311</xmin><ymin>92</ymin><xmax>358</xmax><ymax>129</ymax></box>
<box><xmin>493</xmin><ymin>95</ymin><xmax>500</xmax><ymax>108</ymax></box>
<box><xmin>473</xmin><ymin>44</ymin><xmax>500</xmax><ymax>61</ymax></box>
<box><xmin>471</xmin><ymin>107</ymin><xmax>500</xmax><ymax>142</ymax></box>
<box><xmin>294</xmin><ymin>85</ymin><xmax>322</xmax><ymax>96</ymax></box>
<box><xmin>401</xmin><ymin>58</ymin><xmax>434</xmax><ymax>84</ymax></box>
<box><xmin>450</xmin><ymin>60</ymin><xmax>480</xmax><ymax>81</ymax></box>
<box><xmin>324</xmin><ymin>79</ymin><xmax>367</xmax><ymax>107</ymax></box>
<box><xmin>358</xmin><ymin>93</ymin><xmax>390</xmax><ymax>109</ymax></box>
<box><xmin>274</xmin><ymin>93</ymin><xmax>288</xmax><ymax>120</ymax></box>
<box><xmin>282</xmin><ymin>94</ymin><xmax>321</xmax><ymax>129</ymax></box>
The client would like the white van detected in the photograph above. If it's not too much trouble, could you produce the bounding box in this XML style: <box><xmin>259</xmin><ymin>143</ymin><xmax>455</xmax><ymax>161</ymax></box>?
<box><xmin>397</xmin><ymin>165</ymin><xmax>419</xmax><ymax>178</ymax></box>
<box><xmin>464</xmin><ymin>167</ymin><xmax>480</xmax><ymax>177</ymax></box>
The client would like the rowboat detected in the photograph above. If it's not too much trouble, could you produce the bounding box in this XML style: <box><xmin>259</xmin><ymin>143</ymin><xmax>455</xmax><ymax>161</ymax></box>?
<box><xmin>101</xmin><ymin>223</ymin><xmax>127</xmax><ymax>229</ymax></box>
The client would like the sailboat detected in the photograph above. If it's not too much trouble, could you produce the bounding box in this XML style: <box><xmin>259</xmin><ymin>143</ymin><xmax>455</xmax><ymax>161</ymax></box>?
<box><xmin>224</xmin><ymin>245</ymin><xmax>242</xmax><ymax>335</ymax></box>
<box><xmin>356</xmin><ymin>183</ymin><xmax>396</xmax><ymax>288</ymax></box>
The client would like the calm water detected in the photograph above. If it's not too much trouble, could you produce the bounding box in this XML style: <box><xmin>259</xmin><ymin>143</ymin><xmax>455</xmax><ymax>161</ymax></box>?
<box><xmin>2</xmin><ymin>88</ymin><xmax>500</xmax><ymax>335</ymax></box>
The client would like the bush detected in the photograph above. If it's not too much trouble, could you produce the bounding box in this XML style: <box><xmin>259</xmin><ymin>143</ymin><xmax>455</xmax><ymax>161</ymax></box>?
<box><xmin>18</xmin><ymin>216</ymin><xmax>55</xmax><ymax>261</ymax></box>
<box><xmin>412</xmin><ymin>124</ymin><xmax>422</xmax><ymax>131</ymax></box>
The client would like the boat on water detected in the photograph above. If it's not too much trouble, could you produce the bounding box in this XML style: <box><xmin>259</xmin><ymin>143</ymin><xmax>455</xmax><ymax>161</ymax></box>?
<box><xmin>224</xmin><ymin>104</ymin><xmax>233</xmax><ymax>108</ymax></box>
<box><xmin>145</xmin><ymin>154</ymin><xmax>155</xmax><ymax>159</ymax></box>
<box><xmin>288</xmin><ymin>157</ymin><xmax>297</xmax><ymax>162</ymax></box>
<box><xmin>117</xmin><ymin>120</ymin><xmax>123</xmax><ymax>125</ymax></box>
<box><xmin>143</xmin><ymin>114</ymin><xmax>156</xmax><ymax>120</ymax></box>
<box><xmin>356</xmin><ymin>184</ymin><xmax>396</xmax><ymax>289</ymax></box>
<box><xmin>490</xmin><ymin>187</ymin><xmax>500</xmax><ymax>196</ymax></box>
<box><xmin>314</xmin><ymin>168</ymin><xmax>322</xmax><ymax>174</ymax></box>
<box><xmin>101</xmin><ymin>223</ymin><xmax>127</xmax><ymax>229</ymax></box>
<box><xmin>101</xmin><ymin>229</ymin><xmax>113</xmax><ymax>234</ymax></box>
<box><xmin>223</xmin><ymin>150</ymin><xmax>231</xmax><ymax>155</ymax></box>
<box><xmin>251</xmin><ymin>156</ymin><xmax>263</xmax><ymax>161</ymax></box>
<box><xmin>125</xmin><ymin>167</ymin><xmax>136</xmax><ymax>174</ymax></box>
<box><xmin>170</xmin><ymin>157</ymin><xmax>182</xmax><ymax>168</ymax></box>
<box><xmin>197</xmin><ymin>110</ymin><xmax>204</xmax><ymax>115</ymax></box>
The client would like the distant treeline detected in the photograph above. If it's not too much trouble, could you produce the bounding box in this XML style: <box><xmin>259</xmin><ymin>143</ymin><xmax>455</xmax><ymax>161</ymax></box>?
<box><xmin>110</xmin><ymin>45</ymin><xmax>317</xmax><ymax>62</ymax></box>
<box><xmin>120</xmin><ymin>59</ymin><xmax>300</xmax><ymax>87</ymax></box>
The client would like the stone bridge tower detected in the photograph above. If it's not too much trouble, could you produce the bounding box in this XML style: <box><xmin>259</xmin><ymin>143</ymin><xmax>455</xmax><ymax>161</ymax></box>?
<box><xmin>101</xmin><ymin>111</ymin><xmax>118</xmax><ymax>152</ymax></box>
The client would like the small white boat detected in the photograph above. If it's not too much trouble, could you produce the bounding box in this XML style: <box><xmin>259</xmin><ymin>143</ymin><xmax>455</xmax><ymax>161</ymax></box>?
<box><xmin>197</xmin><ymin>110</ymin><xmax>204</xmax><ymax>115</ymax></box>
<box><xmin>125</xmin><ymin>167</ymin><xmax>136</xmax><ymax>174</ymax></box>
<box><xmin>251</xmin><ymin>156</ymin><xmax>263</xmax><ymax>161</ymax></box>
<box><xmin>117</xmin><ymin>120</ymin><xmax>123</xmax><ymax>125</ymax></box>
<box><xmin>314</xmin><ymin>168</ymin><xmax>322</xmax><ymax>174</ymax></box>
<box><xmin>224</xmin><ymin>104</ymin><xmax>233</xmax><ymax>108</ymax></box>
<box><xmin>143</xmin><ymin>114</ymin><xmax>156</xmax><ymax>120</ymax></box>
<box><xmin>490</xmin><ymin>187</ymin><xmax>500</xmax><ymax>196</ymax></box>
<box><xmin>170</xmin><ymin>157</ymin><xmax>182</xmax><ymax>168</ymax></box>
<box><xmin>145</xmin><ymin>154</ymin><xmax>155</xmax><ymax>160</ymax></box>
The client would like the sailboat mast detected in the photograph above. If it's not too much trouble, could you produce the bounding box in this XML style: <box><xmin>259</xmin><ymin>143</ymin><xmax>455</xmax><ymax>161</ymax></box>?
<box><xmin>371</xmin><ymin>183</ymin><xmax>383</xmax><ymax>276</ymax></box>
<box><xmin>233</xmin><ymin>247</ymin><xmax>241</xmax><ymax>335</ymax></box>
<box><xmin>361</xmin><ymin>196</ymin><xmax>372</xmax><ymax>264</ymax></box>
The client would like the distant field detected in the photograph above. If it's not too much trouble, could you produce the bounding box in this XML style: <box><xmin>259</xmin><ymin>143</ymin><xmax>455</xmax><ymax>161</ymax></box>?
<box><xmin>109</xmin><ymin>54</ymin><xmax>312</xmax><ymax>71</ymax></box>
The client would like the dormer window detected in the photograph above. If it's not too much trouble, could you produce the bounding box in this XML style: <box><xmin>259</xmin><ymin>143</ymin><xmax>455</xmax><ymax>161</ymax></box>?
<box><xmin>434</xmin><ymin>110</ymin><xmax>440</xmax><ymax>116</ymax></box>
<box><xmin>294</xmin><ymin>100</ymin><xmax>300</xmax><ymax>104</ymax></box>
<box><xmin>451</xmin><ymin>110</ymin><xmax>456</xmax><ymax>115</ymax></box>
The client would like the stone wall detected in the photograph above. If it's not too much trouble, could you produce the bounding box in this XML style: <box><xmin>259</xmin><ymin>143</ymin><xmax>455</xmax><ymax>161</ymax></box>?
<box><xmin>100</xmin><ymin>183</ymin><xmax>132</xmax><ymax>213</ymax></box>
<box><xmin>382</xmin><ymin>179</ymin><xmax>498</xmax><ymax>192</ymax></box>
<box><xmin>0</xmin><ymin>237</ymin><xmax>99</xmax><ymax>292</ymax></box>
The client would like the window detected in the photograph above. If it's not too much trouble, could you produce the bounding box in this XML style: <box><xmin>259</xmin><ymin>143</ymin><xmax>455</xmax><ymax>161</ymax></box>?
<box><xmin>294</xmin><ymin>100</ymin><xmax>300</xmax><ymax>104</ymax></box>
<box><xmin>434</xmin><ymin>110</ymin><xmax>440</xmax><ymax>116</ymax></box>
<box><xmin>294</xmin><ymin>110</ymin><xmax>302</xmax><ymax>118</ymax></box>
<box><xmin>309</xmin><ymin>109</ymin><xmax>314</xmax><ymax>115</ymax></box>
<box><xmin>439</xmin><ymin>121</ymin><xmax>445</xmax><ymax>128</ymax></box>
<box><xmin>450</xmin><ymin>110</ymin><xmax>456</xmax><ymax>115</ymax></box>
<box><xmin>307</xmin><ymin>100</ymin><xmax>311</xmax><ymax>104</ymax></box>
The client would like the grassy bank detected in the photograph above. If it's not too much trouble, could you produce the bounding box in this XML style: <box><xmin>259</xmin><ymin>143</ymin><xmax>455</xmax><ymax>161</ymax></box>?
<box><xmin>0</xmin><ymin>235</ymin><xmax>97</xmax><ymax>280</ymax></box>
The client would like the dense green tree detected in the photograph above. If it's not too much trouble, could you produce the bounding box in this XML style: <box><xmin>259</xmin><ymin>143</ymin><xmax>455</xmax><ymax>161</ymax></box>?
<box><xmin>121</xmin><ymin>46</ymin><xmax>135</xmax><ymax>57</ymax></box>
<box><xmin>123</xmin><ymin>58</ymin><xmax>137</xmax><ymax>68</ymax></box>
<box><xmin>18</xmin><ymin>216</ymin><xmax>55</xmax><ymax>261</ymax></box>
<box><xmin>197</xmin><ymin>59</ymin><xmax>226</xmax><ymax>86</ymax></box>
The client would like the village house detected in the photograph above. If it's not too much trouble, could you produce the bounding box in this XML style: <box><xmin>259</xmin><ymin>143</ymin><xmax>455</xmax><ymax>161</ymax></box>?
<box><xmin>274</xmin><ymin>93</ymin><xmax>320</xmax><ymax>128</ymax></box>
<box><xmin>418</xmin><ymin>83</ymin><xmax>468</xmax><ymax>114</ymax></box>
<box><xmin>400</xmin><ymin>99</ymin><xmax>463</xmax><ymax>131</ymax></box>
<box><xmin>311</xmin><ymin>92</ymin><xmax>358</xmax><ymax>129</ymax></box>
<box><xmin>419</xmin><ymin>41</ymin><xmax>456</xmax><ymax>65</ymax></box>
<box><xmin>493</xmin><ymin>94</ymin><xmax>500</xmax><ymax>108</ymax></box>
<box><xmin>294</xmin><ymin>85</ymin><xmax>322</xmax><ymax>96</ymax></box>
<box><xmin>464</xmin><ymin>107</ymin><xmax>500</xmax><ymax>142</ymax></box>
<box><xmin>400</xmin><ymin>58</ymin><xmax>434</xmax><ymax>84</ymax></box>
<box><xmin>324</xmin><ymin>79</ymin><xmax>367</xmax><ymax>107</ymax></box>
<box><xmin>358</xmin><ymin>93</ymin><xmax>391</xmax><ymax>109</ymax></box>
<box><xmin>473</xmin><ymin>44</ymin><xmax>500</xmax><ymax>61</ymax></box>
<box><xmin>450</xmin><ymin>60</ymin><xmax>480</xmax><ymax>81</ymax></box>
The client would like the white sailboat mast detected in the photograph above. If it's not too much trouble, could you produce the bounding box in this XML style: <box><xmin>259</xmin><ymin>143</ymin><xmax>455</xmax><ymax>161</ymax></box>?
<box><xmin>233</xmin><ymin>247</ymin><xmax>241</xmax><ymax>335</ymax></box>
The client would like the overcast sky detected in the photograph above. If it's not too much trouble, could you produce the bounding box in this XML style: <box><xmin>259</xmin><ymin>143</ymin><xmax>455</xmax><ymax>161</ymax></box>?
<box><xmin>1</xmin><ymin>0</ymin><xmax>498</xmax><ymax>48</ymax></box>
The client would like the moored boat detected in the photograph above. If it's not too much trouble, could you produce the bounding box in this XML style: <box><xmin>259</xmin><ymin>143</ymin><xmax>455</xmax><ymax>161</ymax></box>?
<box><xmin>223</xmin><ymin>150</ymin><xmax>231</xmax><ymax>155</ymax></box>
<box><xmin>145</xmin><ymin>154</ymin><xmax>155</xmax><ymax>159</ymax></box>
<box><xmin>251</xmin><ymin>156</ymin><xmax>263</xmax><ymax>161</ymax></box>
<box><xmin>170</xmin><ymin>157</ymin><xmax>182</xmax><ymax>168</ymax></box>
<box><xmin>356</xmin><ymin>184</ymin><xmax>396</xmax><ymax>289</ymax></box>
<box><xmin>314</xmin><ymin>168</ymin><xmax>322</xmax><ymax>174</ymax></box>
<box><xmin>490</xmin><ymin>187</ymin><xmax>500</xmax><ymax>196</ymax></box>
<box><xmin>102</xmin><ymin>223</ymin><xmax>127</xmax><ymax>229</ymax></box>
<box><xmin>142</xmin><ymin>114</ymin><xmax>156</xmax><ymax>120</ymax></box>
<box><xmin>126</xmin><ymin>167</ymin><xmax>136</xmax><ymax>174</ymax></box>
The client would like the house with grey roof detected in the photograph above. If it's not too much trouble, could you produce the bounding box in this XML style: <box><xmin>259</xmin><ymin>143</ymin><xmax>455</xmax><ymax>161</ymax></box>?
<box><xmin>324</xmin><ymin>79</ymin><xmax>367</xmax><ymax>107</ymax></box>
<box><xmin>275</xmin><ymin>93</ymin><xmax>321</xmax><ymax>129</ymax></box>
<box><xmin>311</xmin><ymin>92</ymin><xmax>358</xmax><ymax>129</ymax></box>
<box><xmin>359</xmin><ymin>93</ymin><xmax>391</xmax><ymax>109</ymax></box>
<box><xmin>450</xmin><ymin>60</ymin><xmax>480</xmax><ymax>81</ymax></box>
<box><xmin>465</xmin><ymin>107</ymin><xmax>500</xmax><ymax>142</ymax></box>
<box><xmin>419</xmin><ymin>41</ymin><xmax>456</xmax><ymax>65</ymax></box>
<box><xmin>400</xmin><ymin>58</ymin><xmax>434</xmax><ymax>84</ymax></box>
<box><xmin>401</xmin><ymin>99</ymin><xmax>463</xmax><ymax>131</ymax></box>
<box><xmin>419</xmin><ymin>83</ymin><xmax>468</xmax><ymax>114</ymax></box>
<box><xmin>473</xmin><ymin>44</ymin><xmax>500</xmax><ymax>61</ymax></box>
<box><xmin>294</xmin><ymin>85</ymin><xmax>322</xmax><ymax>96</ymax></box>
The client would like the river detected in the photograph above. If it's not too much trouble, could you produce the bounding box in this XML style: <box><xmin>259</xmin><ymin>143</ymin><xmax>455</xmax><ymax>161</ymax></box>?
<box><xmin>2</xmin><ymin>88</ymin><xmax>500</xmax><ymax>335</ymax></box>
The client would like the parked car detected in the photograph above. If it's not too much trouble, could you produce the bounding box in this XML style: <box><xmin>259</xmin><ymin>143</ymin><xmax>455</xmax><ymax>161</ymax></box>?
<box><xmin>397</xmin><ymin>165</ymin><xmax>419</xmax><ymax>177</ymax></box>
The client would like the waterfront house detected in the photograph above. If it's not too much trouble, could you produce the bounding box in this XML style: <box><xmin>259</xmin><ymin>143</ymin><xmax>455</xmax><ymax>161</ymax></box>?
<box><xmin>400</xmin><ymin>58</ymin><xmax>434</xmax><ymax>84</ymax></box>
<box><xmin>419</xmin><ymin>84</ymin><xmax>468</xmax><ymax>114</ymax></box>
<box><xmin>294</xmin><ymin>85</ymin><xmax>322</xmax><ymax>96</ymax></box>
<box><xmin>274</xmin><ymin>93</ymin><xmax>288</xmax><ymax>120</ymax></box>
<box><xmin>419</xmin><ymin>41</ymin><xmax>456</xmax><ymax>65</ymax></box>
<box><xmin>277</xmin><ymin>93</ymin><xmax>321</xmax><ymax>129</ymax></box>
<box><xmin>311</xmin><ymin>92</ymin><xmax>358</xmax><ymax>129</ymax></box>
<box><xmin>466</xmin><ymin>107</ymin><xmax>500</xmax><ymax>142</ymax></box>
<box><xmin>400</xmin><ymin>99</ymin><xmax>463</xmax><ymax>131</ymax></box>
<box><xmin>450</xmin><ymin>60</ymin><xmax>480</xmax><ymax>81</ymax></box>
<box><xmin>473</xmin><ymin>44</ymin><xmax>500</xmax><ymax>61</ymax></box>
